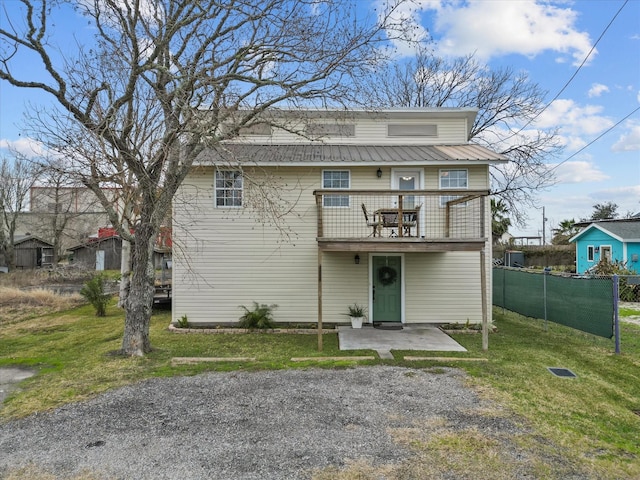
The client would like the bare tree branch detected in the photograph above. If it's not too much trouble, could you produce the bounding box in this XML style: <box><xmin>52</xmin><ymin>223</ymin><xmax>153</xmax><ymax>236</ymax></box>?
<box><xmin>364</xmin><ymin>48</ymin><xmax>563</xmax><ymax>225</ymax></box>
<box><xmin>0</xmin><ymin>0</ymin><xmax>413</xmax><ymax>355</ymax></box>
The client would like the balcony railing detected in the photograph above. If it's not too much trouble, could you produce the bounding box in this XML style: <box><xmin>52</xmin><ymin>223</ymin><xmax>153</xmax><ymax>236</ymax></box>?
<box><xmin>313</xmin><ymin>189</ymin><xmax>488</xmax><ymax>242</ymax></box>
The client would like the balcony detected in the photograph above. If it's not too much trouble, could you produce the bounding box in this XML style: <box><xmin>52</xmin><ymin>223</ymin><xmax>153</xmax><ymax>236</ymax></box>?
<box><xmin>313</xmin><ymin>189</ymin><xmax>489</xmax><ymax>252</ymax></box>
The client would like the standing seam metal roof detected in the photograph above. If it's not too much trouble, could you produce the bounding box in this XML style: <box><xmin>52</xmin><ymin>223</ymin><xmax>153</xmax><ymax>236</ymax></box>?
<box><xmin>196</xmin><ymin>144</ymin><xmax>506</xmax><ymax>164</ymax></box>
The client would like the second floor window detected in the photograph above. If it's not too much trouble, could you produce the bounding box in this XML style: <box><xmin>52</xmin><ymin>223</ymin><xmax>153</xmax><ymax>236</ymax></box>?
<box><xmin>322</xmin><ymin>170</ymin><xmax>350</xmax><ymax>207</ymax></box>
<box><xmin>439</xmin><ymin>169</ymin><xmax>468</xmax><ymax>207</ymax></box>
<box><xmin>215</xmin><ymin>170</ymin><xmax>243</xmax><ymax>207</ymax></box>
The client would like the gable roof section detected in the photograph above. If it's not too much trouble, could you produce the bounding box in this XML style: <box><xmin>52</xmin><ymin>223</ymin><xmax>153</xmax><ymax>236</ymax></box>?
<box><xmin>570</xmin><ymin>219</ymin><xmax>640</xmax><ymax>243</ymax></box>
<box><xmin>13</xmin><ymin>235</ymin><xmax>54</xmax><ymax>247</ymax></box>
<box><xmin>68</xmin><ymin>235</ymin><xmax>121</xmax><ymax>251</ymax></box>
<box><xmin>197</xmin><ymin>143</ymin><xmax>506</xmax><ymax>166</ymax></box>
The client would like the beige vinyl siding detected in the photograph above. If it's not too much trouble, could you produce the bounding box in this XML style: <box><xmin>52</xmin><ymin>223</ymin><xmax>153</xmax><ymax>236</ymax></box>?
<box><xmin>237</xmin><ymin>117</ymin><xmax>469</xmax><ymax>145</ymax></box>
<box><xmin>354</xmin><ymin>118</ymin><xmax>467</xmax><ymax>145</ymax></box>
<box><xmin>321</xmin><ymin>252</ymin><xmax>369</xmax><ymax>323</ymax></box>
<box><xmin>173</xmin><ymin>166</ymin><xmax>320</xmax><ymax>325</ymax></box>
<box><xmin>173</xmin><ymin>164</ymin><xmax>493</xmax><ymax>326</ymax></box>
<box><xmin>404</xmin><ymin>252</ymin><xmax>482</xmax><ymax>323</ymax></box>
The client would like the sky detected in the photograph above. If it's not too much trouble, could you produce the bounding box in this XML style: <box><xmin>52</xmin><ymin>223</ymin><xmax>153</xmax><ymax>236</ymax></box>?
<box><xmin>384</xmin><ymin>0</ymin><xmax>640</xmax><ymax>240</ymax></box>
<box><xmin>1</xmin><ymin>0</ymin><xmax>639</xmax><ymax>241</ymax></box>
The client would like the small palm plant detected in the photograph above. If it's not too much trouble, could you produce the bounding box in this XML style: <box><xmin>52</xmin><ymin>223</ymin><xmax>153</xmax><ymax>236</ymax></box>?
<box><xmin>346</xmin><ymin>303</ymin><xmax>366</xmax><ymax>318</ymax></box>
<box><xmin>80</xmin><ymin>274</ymin><xmax>111</xmax><ymax>317</ymax></box>
<box><xmin>238</xmin><ymin>302</ymin><xmax>278</xmax><ymax>330</ymax></box>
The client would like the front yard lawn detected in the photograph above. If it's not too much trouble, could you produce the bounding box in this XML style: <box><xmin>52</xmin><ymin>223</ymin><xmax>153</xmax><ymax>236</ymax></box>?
<box><xmin>1</xmin><ymin>301</ymin><xmax>638</xmax><ymax>478</ymax></box>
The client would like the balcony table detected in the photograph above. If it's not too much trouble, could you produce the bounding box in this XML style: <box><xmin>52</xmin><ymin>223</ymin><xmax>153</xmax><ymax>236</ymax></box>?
<box><xmin>374</xmin><ymin>207</ymin><xmax>420</xmax><ymax>237</ymax></box>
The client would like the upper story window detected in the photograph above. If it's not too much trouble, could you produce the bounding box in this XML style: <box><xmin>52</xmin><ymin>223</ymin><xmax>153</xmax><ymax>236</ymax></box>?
<box><xmin>322</xmin><ymin>170</ymin><xmax>350</xmax><ymax>207</ymax></box>
<box><xmin>215</xmin><ymin>170</ymin><xmax>243</xmax><ymax>207</ymax></box>
<box><xmin>439</xmin><ymin>169</ymin><xmax>468</xmax><ymax>207</ymax></box>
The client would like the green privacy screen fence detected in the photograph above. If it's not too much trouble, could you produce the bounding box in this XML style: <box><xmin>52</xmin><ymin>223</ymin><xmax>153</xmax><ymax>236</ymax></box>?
<box><xmin>493</xmin><ymin>267</ymin><xmax>614</xmax><ymax>339</ymax></box>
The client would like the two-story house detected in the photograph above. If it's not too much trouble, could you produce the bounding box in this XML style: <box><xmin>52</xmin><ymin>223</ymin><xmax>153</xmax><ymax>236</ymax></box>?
<box><xmin>172</xmin><ymin>108</ymin><xmax>506</xmax><ymax>330</ymax></box>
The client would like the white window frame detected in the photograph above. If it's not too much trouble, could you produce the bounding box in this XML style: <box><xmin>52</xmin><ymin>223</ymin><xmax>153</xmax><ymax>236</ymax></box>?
<box><xmin>322</xmin><ymin>170</ymin><xmax>350</xmax><ymax>208</ymax></box>
<box><xmin>439</xmin><ymin>168</ymin><xmax>468</xmax><ymax>207</ymax></box>
<box><xmin>587</xmin><ymin>245</ymin><xmax>595</xmax><ymax>262</ymax></box>
<box><xmin>215</xmin><ymin>170</ymin><xmax>243</xmax><ymax>208</ymax></box>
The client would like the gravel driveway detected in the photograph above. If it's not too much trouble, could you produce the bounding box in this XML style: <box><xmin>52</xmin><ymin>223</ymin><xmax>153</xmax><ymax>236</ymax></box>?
<box><xmin>0</xmin><ymin>366</ymin><xmax>585</xmax><ymax>480</ymax></box>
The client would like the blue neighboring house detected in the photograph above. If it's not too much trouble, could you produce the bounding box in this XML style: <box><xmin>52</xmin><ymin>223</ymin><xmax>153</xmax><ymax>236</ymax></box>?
<box><xmin>570</xmin><ymin>218</ymin><xmax>640</xmax><ymax>274</ymax></box>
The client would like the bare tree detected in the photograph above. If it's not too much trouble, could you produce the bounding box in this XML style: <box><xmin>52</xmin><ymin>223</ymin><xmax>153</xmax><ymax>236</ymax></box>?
<box><xmin>0</xmin><ymin>154</ymin><xmax>40</xmax><ymax>270</ymax></box>
<box><xmin>0</xmin><ymin>0</ymin><xmax>412</xmax><ymax>356</ymax></box>
<box><xmin>366</xmin><ymin>49</ymin><xmax>562</xmax><ymax>224</ymax></box>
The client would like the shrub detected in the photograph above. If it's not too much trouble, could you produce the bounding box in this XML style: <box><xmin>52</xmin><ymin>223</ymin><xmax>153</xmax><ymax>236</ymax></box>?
<box><xmin>592</xmin><ymin>260</ymin><xmax>639</xmax><ymax>301</ymax></box>
<box><xmin>346</xmin><ymin>303</ymin><xmax>366</xmax><ymax>318</ymax></box>
<box><xmin>176</xmin><ymin>314</ymin><xmax>189</xmax><ymax>328</ymax></box>
<box><xmin>80</xmin><ymin>274</ymin><xmax>111</xmax><ymax>317</ymax></box>
<box><xmin>238</xmin><ymin>302</ymin><xmax>277</xmax><ymax>330</ymax></box>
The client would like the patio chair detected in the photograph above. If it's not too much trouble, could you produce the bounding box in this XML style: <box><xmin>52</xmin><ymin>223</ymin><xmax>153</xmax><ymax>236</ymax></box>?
<box><xmin>361</xmin><ymin>203</ymin><xmax>382</xmax><ymax>237</ymax></box>
<box><xmin>401</xmin><ymin>204</ymin><xmax>421</xmax><ymax>237</ymax></box>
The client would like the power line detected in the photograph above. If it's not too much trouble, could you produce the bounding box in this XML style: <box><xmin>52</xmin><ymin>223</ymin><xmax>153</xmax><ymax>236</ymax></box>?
<box><xmin>510</xmin><ymin>0</ymin><xmax>629</xmax><ymax>138</ymax></box>
<box><xmin>548</xmin><ymin>105</ymin><xmax>640</xmax><ymax>173</ymax></box>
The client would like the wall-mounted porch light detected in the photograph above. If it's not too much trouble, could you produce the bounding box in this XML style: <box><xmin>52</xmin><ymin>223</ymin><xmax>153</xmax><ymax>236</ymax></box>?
<box><xmin>376</xmin><ymin>168</ymin><xmax>382</xmax><ymax>178</ymax></box>
<box><xmin>354</xmin><ymin>254</ymin><xmax>360</xmax><ymax>264</ymax></box>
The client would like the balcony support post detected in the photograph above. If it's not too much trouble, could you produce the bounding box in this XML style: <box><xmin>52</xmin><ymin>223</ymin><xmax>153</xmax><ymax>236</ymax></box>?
<box><xmin>315</xmin><ymin>194</ymin><xmax>323</xmax><ymax>238</ymax></box>
<box><xmin>480</xmin><ymin>246</ymin><xmax>489</xmax><ymax>351</ymax></box>
<box><xmin>317</xmin><ymin>248</ymin><xmax>323</xmax><ymax>352</ymax></box>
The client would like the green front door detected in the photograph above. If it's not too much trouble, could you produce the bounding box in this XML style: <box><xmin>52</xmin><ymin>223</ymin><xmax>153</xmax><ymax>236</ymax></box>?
<box><xmin>372</xmin><ymin>255</ymin><xmax>402</xmax><ymax>322</ymax></box>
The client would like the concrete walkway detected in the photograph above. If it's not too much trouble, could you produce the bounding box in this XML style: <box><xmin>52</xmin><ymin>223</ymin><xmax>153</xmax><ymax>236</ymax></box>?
<box><xmin>338</xmin><ymin>324</ymin><xmax>467</xmax><ymax>359</ymax></box>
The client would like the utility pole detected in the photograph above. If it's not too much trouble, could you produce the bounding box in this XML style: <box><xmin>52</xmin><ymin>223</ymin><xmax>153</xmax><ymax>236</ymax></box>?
<box><xmin>542</xmin><ymin>206</ymin><xmax>547</xmax><ymax>245</ymax></box>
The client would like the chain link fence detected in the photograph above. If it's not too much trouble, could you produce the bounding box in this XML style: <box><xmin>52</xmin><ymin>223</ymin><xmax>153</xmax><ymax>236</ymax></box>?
<box><xmin>493</xmin><ymin>268</ymin><xmax>614</xmax><ymax>338</ymax></box>
<box><xmin>493</xmin><ymin>268</ymin><xmax>640</xmax><ymax>353</ymax></box>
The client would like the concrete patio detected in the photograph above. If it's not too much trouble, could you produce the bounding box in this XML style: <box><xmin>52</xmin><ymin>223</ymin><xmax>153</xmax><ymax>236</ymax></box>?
<box><xmin>338</xmin><ymin>324</ymin><xmax>467</xmax><ymax>359</ymax></box>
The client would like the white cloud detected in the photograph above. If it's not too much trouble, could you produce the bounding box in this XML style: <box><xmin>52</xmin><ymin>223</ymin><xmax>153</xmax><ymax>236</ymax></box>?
<box><xmin>588</xmin><ymin>83</ymin><xmax>609</xmax><ymax>98</ymax></box>
<box><xmin>551</xmin><ymin>160</ymin><xmax>609</xmax><ymax>184</ymax></box>
<box><xmin>408</xmin><ymin>0</ymin><xmax>594</xmax><ymax>65</ymax></box>
<box><xmin>378</xmin><ymin>0</ymin><xmax>431</xmax><ymax>57</ymax></box>
<box><xmin>590</xmin><ymin>185</ymin><xmax>640</xmax><ymax>215</ymax></box>
<box><xmin>536</xmin><ymin>99</ymin><xmax>614</xmax><ymax>139</ymax></box>
<box><xmin>612</xmin><ymin>122</ymin><xmax>640</xmax><ymax>152</ymax></box>
<box><xmin>0</xmin><ymin>137</ymin><xmax>46</xmax><ymax>158</ymax></box>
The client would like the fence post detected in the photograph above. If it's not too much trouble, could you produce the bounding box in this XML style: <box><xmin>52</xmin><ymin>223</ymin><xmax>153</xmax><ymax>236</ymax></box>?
<box><xmin>543</xmin><ymin>267</ymin><xmax>550</xmax><ymax>331</ymax></box>
<box><xmin>613</xmin><ymin>274</ymin><xmax>620</xmax><ymax>355</ymax></box>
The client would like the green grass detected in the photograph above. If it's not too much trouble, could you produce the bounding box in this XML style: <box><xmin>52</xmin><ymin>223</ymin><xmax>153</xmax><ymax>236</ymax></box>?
<box><xmin>1</xmin><ymin>302</ymin><xmax>639</xmax><ymax>478</ymax></box>
<box><xmin>0</xmin><ymin>301</ymin><xmax>373</xmax><ymax>418</ymax></box>
<box><xmin>445</xmin><ymin>309</ymin><xmax>640</xmax><ymax>479</ymax></box>
<box><xmin>620</xmin><ymin>307</ymin><xmax>640</xmax><ymax>317</ymax></box>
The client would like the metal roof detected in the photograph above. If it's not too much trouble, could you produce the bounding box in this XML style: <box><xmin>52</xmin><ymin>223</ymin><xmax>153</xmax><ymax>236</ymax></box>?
<box><xmin>196</xmin><ymin>143</ymin><xmax>506</xmax><ymax>166</ymax></box>
<box><xmin>570</xmin><ymin>219</ymin><xmax>640</xmax><ymax>243</ymax></box>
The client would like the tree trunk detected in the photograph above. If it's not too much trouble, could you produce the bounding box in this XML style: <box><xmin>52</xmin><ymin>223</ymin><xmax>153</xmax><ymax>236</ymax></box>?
<box><xmin>7</xmin><ymin>239</ymin><xmax>15</xmax><ymax>271</ymax></box>
<box><xmin>120</xmin><ymin>227</ymin><xmax>155</xmax><ymax>356</ymax></box>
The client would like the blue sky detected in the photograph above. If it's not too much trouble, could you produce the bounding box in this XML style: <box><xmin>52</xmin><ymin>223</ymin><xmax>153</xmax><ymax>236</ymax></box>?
<box><xmin>1</xmin><ymin>0</ymin><xmax>639</xmax><ymax>240</ymax></box>
<box><xmin>383</xmin><ymin>0</ymin><xmax>640</xmax><ymax>238</ymax></box>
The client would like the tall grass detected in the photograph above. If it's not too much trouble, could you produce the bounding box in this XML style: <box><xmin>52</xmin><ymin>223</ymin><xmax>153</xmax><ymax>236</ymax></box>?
<box><xmin>0</xmin><ymin>287</ymin><xmax>84</xmax><ymax>326</ymax></box>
